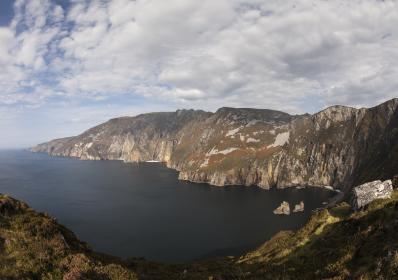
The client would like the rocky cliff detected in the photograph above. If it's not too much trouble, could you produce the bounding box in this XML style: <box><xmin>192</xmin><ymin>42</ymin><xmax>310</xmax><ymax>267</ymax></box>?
<box><xmin>31</xmin><ymin>98</ymin><xmax>398</xmax><ymax>190</ymax></box>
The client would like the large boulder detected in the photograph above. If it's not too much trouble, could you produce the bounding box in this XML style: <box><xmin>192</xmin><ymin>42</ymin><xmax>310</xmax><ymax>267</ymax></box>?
<box><xmin>352</xmin><ymin>180</ymin><xmax>393</xmax><ymax>210</ymax></box>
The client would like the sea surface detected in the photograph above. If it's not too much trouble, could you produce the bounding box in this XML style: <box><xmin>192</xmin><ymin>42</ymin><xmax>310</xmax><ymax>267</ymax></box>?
<box><xmin>0</xmin><ymin>150</ymin><xmax>335</xmax><ymax>262</ymax></box>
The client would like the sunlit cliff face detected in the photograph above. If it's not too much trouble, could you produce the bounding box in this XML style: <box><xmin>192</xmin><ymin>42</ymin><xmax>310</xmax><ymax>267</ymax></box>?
<box><xmin>32</xmin><ymin>99</ymin><xmax>398</xmax><ymax>190</ymax></box>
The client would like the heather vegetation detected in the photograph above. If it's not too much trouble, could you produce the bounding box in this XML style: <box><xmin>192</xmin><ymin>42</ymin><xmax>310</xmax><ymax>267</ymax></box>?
<box><xmin>0</xmin><ymin>195</ymin><xmax>137</xmax><ymax>280</ymax></box>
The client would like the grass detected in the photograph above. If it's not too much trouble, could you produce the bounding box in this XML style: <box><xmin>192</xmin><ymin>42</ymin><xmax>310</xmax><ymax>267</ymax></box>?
<box><xmin>0</xmin><ymin>195</ymin><xmax>138</xmax><ymax>280</ymax></box>
<box><xmin>233</xmin><ymin>192</ymin><xmax>398</xmax><ymax>279</ymax></box>
<box><xmin>1</xmin><ymin>190</ymin><xmax>398</xmax><ymax>279</ymax></box>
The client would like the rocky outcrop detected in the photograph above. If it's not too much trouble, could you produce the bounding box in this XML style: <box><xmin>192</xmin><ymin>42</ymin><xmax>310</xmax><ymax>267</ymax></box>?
<box><xmin>273</xmin><ymin>201</ymin><xmax>290</xmax><ymax>215</ymax></box>
<box><xmin>293</xmin><ymin>201</ymin><xmax>305</xmax><ymax>213</ymax></box>
<box><xmin>351</xmin><ymin>180</ymin><xmax>393</xmax><ymax>210</ymax></box>
<box><xmin>31</xmin><ymin>98</ymin><xmax>398</xmax><ymax>191</ymax></box>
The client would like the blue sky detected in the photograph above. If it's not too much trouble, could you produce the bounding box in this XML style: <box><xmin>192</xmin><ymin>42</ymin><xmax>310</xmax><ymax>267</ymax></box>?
<box><xmin>0</xmin><ymin>0</ymin><xmax>397</xmax><ymax>148</ymax></box>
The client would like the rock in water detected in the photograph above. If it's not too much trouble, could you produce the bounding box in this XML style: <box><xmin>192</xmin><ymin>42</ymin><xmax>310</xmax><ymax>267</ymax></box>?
<box><xmin>393</xmin><ymin>175</ymin><xmax>398</xmax><ymax>189</ymax></box>
<box><xmin>352</xmin><ymin>180</ymin><xmax>393</xmax><ymax>210</ymax></box>
<box><xmin>273</xmin><ymin>201</ymin><xmax>290</xmax><ymax>215</ymax></box>
<box><xmin>293</xmin><ymin>201</ymin><xmax>304</xmax><ymax>213</ymax></box>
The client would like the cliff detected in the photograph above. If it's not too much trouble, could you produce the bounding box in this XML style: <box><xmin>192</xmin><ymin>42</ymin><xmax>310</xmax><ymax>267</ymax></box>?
<box><xmin>31</xmin><ymin>98</ymin><xmax>398</xmax><ymax>190</ymax></box>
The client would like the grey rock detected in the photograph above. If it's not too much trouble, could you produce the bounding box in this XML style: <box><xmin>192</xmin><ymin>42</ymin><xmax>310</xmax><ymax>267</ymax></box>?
<box><xmin>352</xmin><ymin>180</ymin><xmax>393</xmax><ymax>210</ymax></box>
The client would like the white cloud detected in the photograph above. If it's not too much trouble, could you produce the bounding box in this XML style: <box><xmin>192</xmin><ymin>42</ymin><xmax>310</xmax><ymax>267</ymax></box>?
<box><xmin>1</xmin><ymin>0</ymin><xmax>398</xmax><ymax>114</ymax></box>
<box><xmin>0</xmin><ymin>27</ymin><xmax>15</xmax><ymax>63</ymax></box>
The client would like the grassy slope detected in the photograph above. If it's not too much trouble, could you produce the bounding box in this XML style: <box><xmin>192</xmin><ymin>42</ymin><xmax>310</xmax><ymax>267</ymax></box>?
<box><xmin>237</xmin><ymin>194</ymin><xmax>398</xmax><ymax>280</ymax></box>
<box><xmin>0</xmin><ymin>195</ymin><xmax>138</xmax><ymax>280</ymax></box>
<box><xmin>129</xmin><ymin>191</ymin><xmax>398</xmax><ymax>280</ymax></box>
<box><xmin>1</xmin><ymin>191</ymin><xmax>398</xmax><ymax>279</ymax></box>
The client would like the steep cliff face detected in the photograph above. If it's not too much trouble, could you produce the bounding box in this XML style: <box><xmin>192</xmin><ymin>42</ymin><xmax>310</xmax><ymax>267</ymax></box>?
<box><xmin>32</xmin><ymin>109</ymin><xmax>211</xmax><ymax>162</ymax></box>
<box><xmin>169</xmin><ymin>107</ymin><xmax>296</xmax><ymax>188</ymax></box>
<box><xmin>351</xmin><ymin>99</ymin><xmax>398</xmax><ymax>184</ymax></box>
<box><xmin>31</xmin><ymin>99</ymin><xmax>398</xmax><ymax>190</ymax></box>
<box><xmin>275</xmin><ymin>106</ymin><xmax>366</xmax><ymax>188</ymax></box>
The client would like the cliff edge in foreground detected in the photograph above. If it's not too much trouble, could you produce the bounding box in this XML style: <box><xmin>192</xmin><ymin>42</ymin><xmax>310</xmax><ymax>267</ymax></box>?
<box><xmin>1</xmin><ymin>186</ymin><xmax>398</xmax><ymax>279</ymax></box>
<box><xmin>0</xmin><ymin>194</ymin><xmax>138</xmax><ymax>279</ymax></box>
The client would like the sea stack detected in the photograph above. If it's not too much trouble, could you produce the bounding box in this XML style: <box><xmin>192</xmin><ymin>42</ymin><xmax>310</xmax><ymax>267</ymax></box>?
<box><xmin>293</xmin><ymin>201</ymin><xmax>305</xmax><ymax>213</ymax></box>
<box><xmin>273</xmin><ymin>201</ymin><xmax>290</xmax><ymax>215</ymax></box>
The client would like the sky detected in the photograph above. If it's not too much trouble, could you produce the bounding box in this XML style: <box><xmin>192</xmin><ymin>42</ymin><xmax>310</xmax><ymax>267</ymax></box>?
<box><xmin>0</xmin><ymin>0</ymin><xmax>397</xmax><ymax>148</ymax></box>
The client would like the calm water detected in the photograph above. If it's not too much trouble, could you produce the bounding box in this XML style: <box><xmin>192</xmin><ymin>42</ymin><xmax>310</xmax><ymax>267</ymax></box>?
<box><xmin>0</xmin><ymin>150</ymin><xmax>334</xmax><ymax>262</ymax></box>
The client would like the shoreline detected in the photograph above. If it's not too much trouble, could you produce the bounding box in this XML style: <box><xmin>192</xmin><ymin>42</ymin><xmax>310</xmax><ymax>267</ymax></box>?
<box><xmin>30</xmin><ymin>150</ymin><xmax>342</xmax><ymax>193</ymax></box>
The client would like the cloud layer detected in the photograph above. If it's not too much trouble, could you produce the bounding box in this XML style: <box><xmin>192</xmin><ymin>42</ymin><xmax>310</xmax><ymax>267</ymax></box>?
<box><xmin>0</xmin><ymin>0</ymin><xmax>398</xmax><ymax>146</ymax></box>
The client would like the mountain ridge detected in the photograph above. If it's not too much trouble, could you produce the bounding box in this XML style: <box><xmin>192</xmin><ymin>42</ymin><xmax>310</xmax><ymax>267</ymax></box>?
<box><xmin>31</xmin><ymin>98</ymin><xmax>398</xmax><ymax>193</ymax></box>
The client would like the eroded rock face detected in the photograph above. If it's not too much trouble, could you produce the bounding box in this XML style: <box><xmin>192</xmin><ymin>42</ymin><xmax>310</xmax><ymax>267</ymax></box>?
<box><xmin>31</xmin><ymin>98</ymin><xmax>398</xmax><ymax>190</ymax></box>
<box><xmin>273</xmin><ymin>201</ymin><xmax>290</xmax><ymax>215</ymax></box>
<box><xmin>352</xmin><ymin>180</ymin><xmax>393</xmax><ymax>210</ymax></box>
<box><xmin>293</xmin><ymin>201</ymin><xmax>305</xmax><ymax>213</ymax></box>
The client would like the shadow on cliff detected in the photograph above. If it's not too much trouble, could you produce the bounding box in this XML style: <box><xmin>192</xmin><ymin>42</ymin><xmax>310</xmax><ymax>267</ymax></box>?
<box><xmin>353</xmin><ymin>102</ymin><xmax>398</xmax><ymax>185</ymax></box>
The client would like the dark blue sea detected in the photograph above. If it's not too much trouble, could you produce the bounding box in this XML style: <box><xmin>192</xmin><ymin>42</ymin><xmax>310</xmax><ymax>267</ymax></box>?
<box><xmin>0</xmin><ymin>150</ymin><xmax>334</xmax><ymax>262</ymax></box>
